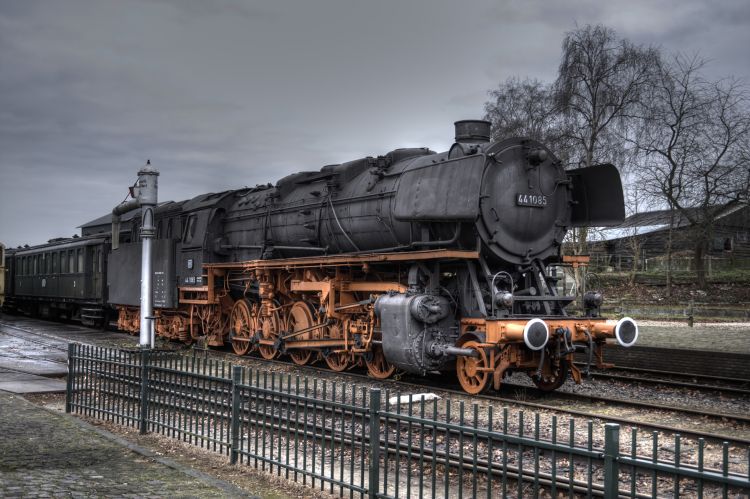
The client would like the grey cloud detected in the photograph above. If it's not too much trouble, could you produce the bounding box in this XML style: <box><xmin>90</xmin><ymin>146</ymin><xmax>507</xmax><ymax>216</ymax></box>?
<box><xmin>1</xmin><ymin>0</ymin><xmax>748</xmax><ymax>247</ymax></box>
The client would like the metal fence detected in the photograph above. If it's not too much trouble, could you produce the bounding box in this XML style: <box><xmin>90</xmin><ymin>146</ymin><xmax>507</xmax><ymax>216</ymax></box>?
<box><xmin>66</xmin><ymin>343</ymin><xmax>750</xmax><ymax>498</ymax></box>
<box><xmin>585</xmin><ymin>253</ymin><xmax>750</xmax><ymax>275</ymax></box>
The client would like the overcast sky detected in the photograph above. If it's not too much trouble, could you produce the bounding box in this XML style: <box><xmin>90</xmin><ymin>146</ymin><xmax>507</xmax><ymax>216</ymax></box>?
<box><xmin>1</xmin><ymin>0</ymin><xmax>749</xmax><ymax>248</ymax></box>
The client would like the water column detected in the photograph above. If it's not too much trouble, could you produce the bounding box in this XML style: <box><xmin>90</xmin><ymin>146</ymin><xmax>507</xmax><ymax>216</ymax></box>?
<box><xmin>111</xmin><ymin>162</ymin><xmax>160</xmax><ymax>348</ymax></box>
<box><xmin>135</xmin><ymin>165</ymin><xmax>159</xmax><ymax>348</ymax></box>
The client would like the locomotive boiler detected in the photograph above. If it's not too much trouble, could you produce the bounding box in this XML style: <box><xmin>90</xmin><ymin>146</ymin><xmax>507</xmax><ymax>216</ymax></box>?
<box><xmin>7</xmin><ymin>119</ymin><xmax>637</xmax><ymax>395</ymax></box>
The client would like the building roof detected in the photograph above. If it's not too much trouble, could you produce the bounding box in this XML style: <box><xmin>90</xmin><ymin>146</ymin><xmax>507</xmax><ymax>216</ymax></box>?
<box><xmin>78</xmin><ymin>200</ymin><xmax>183</xmax><ymax>229</ymax></box>
<box><xmin>593</xmin><ymin>201</ymin><xmax>748</xmax><ymax>242</ymax></box>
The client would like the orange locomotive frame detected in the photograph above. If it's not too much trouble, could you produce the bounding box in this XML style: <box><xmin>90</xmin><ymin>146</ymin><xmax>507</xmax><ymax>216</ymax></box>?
<box><xmin>115</xmin><ymin>249</ymin><xmax>633</xmax><ymax>394</ymax></box>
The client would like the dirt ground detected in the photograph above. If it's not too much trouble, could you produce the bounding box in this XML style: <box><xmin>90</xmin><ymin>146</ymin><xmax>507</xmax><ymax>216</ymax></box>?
<box><xmin>599</xmin><ymin>278</ymin><xmax>750</xmax><ymax>306</ymax></box>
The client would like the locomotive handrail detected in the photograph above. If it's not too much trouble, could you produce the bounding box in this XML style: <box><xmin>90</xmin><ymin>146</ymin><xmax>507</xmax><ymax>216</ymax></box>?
<box><xmin>203</xmin><ymin>249</ymin><xmax>480</xmax><ymax>270</ymax></box>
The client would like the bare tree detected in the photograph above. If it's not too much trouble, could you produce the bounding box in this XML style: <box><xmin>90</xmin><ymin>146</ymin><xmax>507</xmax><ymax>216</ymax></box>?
<box><xmin>555</xmin><ymin>24</ymin><xmax>659</xmax><ymax>258</ymax></box>
<box><xmin>621</xmin><ymin>182</ymin><xmax>654</xmax><ymax>285</ymax></box>
<box><xmin>555</xmin><ymin>24</ymin><xmax>658</xmax><ymax>168</ymax></box>
<box><xmin>483</xmin><ymin>77</ymin><xmax>574</xmax><ymax>162</ymax></box>
<box><xmin>633</xmin><ymin>53</ymin><xmax>750</xmax><ymax>287</ymax></box>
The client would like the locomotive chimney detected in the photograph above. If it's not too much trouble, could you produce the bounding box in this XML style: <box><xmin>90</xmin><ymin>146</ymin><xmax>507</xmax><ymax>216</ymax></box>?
<box><xmin>454</xmin><ymin>120</ymin><xmax>491</xmax><ymax>144</ymax></box>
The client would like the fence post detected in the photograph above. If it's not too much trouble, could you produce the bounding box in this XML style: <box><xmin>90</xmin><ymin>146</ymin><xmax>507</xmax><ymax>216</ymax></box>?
<box><xmin>368</xmin><ymin>388</ymin><xmax>381</xmax><ymax>499</ymax></box>
<box><xmin>139</xmin><ymin>348</ymin><xmax>150</xmax><ymax>435</ymax></box>
<box><xmin>230</xmin><ymin>366</ymin><xmax>243</xmax><ymax>465</ymax></box>
<box><xmin>65</xmin><ymin>343</ymin><xmax>75</xmax><ymax>413</ymax></box>
<box><xmin>603</xmin><ymin>423</ymin><xmax>620</xmax><ymax>499</ymax></box>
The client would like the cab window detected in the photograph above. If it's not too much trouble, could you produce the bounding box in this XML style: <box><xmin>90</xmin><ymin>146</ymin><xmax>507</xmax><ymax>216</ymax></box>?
<box><xmin>183</xmin><ymin>215</ymin><xmax>197</xmax><ymax>245</ymax></box>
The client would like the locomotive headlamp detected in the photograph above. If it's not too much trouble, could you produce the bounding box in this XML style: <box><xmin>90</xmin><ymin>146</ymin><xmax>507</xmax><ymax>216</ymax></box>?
<box><xmin>614</xmin><ymin>317</ymin><xmax>638</xmax><ymax>347</ymax></box>
<box><xmin>523</xmin><ymin>318</ymin><xmax>549</xmax><ymax>351</ymax></box>
<box><xmin>527</xmin><ymin>149</ymin><xmax>548</xmax><ymax>166</ymax></box>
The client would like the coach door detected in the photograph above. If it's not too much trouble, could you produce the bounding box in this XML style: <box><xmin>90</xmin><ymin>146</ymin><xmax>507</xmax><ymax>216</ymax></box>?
<box><xmin>90</xmin><ymin>246</ymin><xmax>103</xmax><ymax>300</ymax></box>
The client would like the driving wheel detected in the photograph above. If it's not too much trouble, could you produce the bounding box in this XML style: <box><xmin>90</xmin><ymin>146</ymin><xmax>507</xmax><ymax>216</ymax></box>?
<box><xmin>456</xmin><ymin>341</ymin><xmax>491</xmax><ymax>394</ymax></box>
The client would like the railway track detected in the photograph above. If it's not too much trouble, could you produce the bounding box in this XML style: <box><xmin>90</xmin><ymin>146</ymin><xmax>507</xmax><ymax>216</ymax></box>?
<box><xmin>4</xmin><ymin>316</ymin><xmax>750</xmax><ymax>445</ymax></box>
<box><xmin>580</xmin><ymin>364</ymin><xmax>750</xmax><ymax>396</ymax></box>
<box><xmin>0</xmin><ymin>321</ymin><xmax>69</xmax><ymax>354</ymax></box>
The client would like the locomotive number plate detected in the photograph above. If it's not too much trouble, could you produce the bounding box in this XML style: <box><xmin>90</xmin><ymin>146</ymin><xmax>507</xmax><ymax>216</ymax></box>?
<box><xmin>516</xmin><ymin>193</ymin><xmax>547</xmax><ymax>207</ymax></box>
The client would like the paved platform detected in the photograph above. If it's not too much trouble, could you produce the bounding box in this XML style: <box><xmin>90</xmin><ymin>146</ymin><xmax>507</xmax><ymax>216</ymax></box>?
<box><xmin>0</xmin><ymin>357</ymin><xmax>68</xmax><ymax>376</ymax></box>
<box><xmin>0</xmin><ymin>369</ymin><xmax>67</xmax><ymax>394</ymax></box>
<box><xmin>0</xmin><ymin>391</ymin><xmax>249</xmax><ymax>498</ymax></box>
<box><xmin>636</xmin><ymin>321</ymin><xmax>750</xmax><ymax>354</ymax></box>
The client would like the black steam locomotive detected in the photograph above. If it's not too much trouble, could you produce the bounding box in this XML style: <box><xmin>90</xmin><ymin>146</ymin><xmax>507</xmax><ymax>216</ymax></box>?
<box><xmin>2</xmin><ymin>120</ymin><xmax>637</xmax><ymax>393</ymax></box>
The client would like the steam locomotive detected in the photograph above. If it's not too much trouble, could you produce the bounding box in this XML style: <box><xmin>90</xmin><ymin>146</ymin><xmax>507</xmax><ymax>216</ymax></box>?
<box><xmin>2</xmin><ymin>120</ymin><xmax>637</xmax><ymax>393</ymax></box>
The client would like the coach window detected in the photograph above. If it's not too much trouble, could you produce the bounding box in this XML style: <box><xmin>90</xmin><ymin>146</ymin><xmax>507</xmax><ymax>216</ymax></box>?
<box><xmin>33</xmin><ymin>255</ymin><xmax>38</xmax><ymax>275</ymax></box>
<box><xmin>77</xmin><ymin>248</ymin><xmax>83</xmax><ymax>273</ymax></box>
<box><xmin>61</xmin><ymin>251</ymin><xmax>67</xmax><ymax>273</ymax></box>
<box><xmin>52</xmin><ymin>252</ymin><xmax>58</xmax><ymax>274</ymax></box>
<box><xmin>167</xmin><ymin>219</ymin><xmax>173</xmax><ymax>239</ymax></box>
<box><xmin>69</xmin><ymin>250</ymin><xmax>75</xmax><ymax>273</ymax></box>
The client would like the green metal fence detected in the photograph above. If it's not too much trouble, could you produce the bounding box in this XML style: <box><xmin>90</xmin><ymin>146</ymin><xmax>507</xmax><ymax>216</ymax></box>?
<box><xmin>66</xmin><ymin>343</ymin><xmax>750</xmax><ymax>498</ymax></box>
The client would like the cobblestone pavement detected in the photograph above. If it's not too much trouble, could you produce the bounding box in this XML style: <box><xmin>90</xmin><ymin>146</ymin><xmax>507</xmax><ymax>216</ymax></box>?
<box><xmin>637</xmin><ymin>321</ymin><xmax>750</xmax><ymax>353</ymax></box>
<box><xmin>0</xmin><ymin>391</ymin><xmax>247</xmax><ymax>498</ymax></box>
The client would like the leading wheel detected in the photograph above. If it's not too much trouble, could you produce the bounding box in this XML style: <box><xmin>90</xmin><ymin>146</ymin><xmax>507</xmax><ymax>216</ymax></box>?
<box><xmin>531</xmin><ymin>357</ymin><xmax>569</xmax><ymax>392</ymax></box>
<box><xmin>456</xmin><ymin>341</ymin><xmax>491</xmax><ymax>394</ymax></box>
<box><xmin>230</xmin><ymin>299</ymin><xmax>256</xmax><ymax>356</ymax></box>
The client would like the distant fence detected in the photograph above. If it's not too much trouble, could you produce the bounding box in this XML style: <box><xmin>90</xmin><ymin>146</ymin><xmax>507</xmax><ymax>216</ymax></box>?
<box><xmin>585</xmin><ymin>254</ymin><xmax>750</xmax><ymax>275</ymax></box>
<box><xmin>65</xmin><ymin>343</ymin><xmax>750</xmax><ymax>498</ymax></box>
